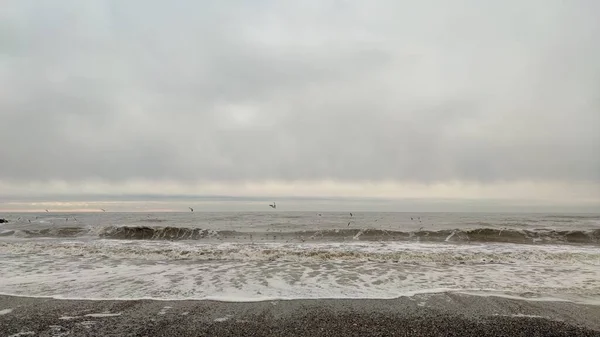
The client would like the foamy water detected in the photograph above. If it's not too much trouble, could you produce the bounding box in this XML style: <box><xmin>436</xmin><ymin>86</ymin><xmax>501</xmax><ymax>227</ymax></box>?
<box><xmin>0</xmin><ymin>212</ymin><xmax>599</xmax><ymax>303</ymax></box>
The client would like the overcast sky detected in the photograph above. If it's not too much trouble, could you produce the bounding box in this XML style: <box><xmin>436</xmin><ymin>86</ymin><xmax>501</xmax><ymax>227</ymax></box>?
<box><xmin>1</xmin><ymin>1</ymin><xmax>599</xmax><ymax>211</ymax></box>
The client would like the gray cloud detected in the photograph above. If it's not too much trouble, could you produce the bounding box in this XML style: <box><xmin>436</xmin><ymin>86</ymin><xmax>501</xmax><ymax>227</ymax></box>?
<box><xmin>1</xmin><ymin>0</ymin><xmax>599</xmax><ymax>187</ymax></box>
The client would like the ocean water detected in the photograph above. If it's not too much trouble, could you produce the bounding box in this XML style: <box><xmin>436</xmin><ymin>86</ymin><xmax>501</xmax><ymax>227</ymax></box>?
<box><xmin>0</xmin><ymin>212</ymin><xmax>599</xmax><ymax>303</ymax></box>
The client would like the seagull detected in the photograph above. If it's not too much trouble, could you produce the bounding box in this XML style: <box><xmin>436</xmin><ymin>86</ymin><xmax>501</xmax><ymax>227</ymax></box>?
<box><xmin>269</xmin><ymin>202</ymin><xmax>276</xmax><ymax>209</ymax></box>
<box><xmin>350</xmin><ymin>213</ymin><xmax>353</xmax><ymax>217</ymax></box>
<box><xmin>347</xmin><ymin>221</ymin><xmax>351</xmax><ymax>226</ymax></box>
<box><xmin>100</xmin><ymin>209</ymin><xmax>106</xmax><ymax>212</ymax></box>
<box><xmin>45</xmin><ymin>209</ymin><xmax>49</xmax><ymax>212</ymax></box>
<box><xmin>189</xmin><ymin>207</ymin><xmax>194</xmax><ymax>212</ymax></box>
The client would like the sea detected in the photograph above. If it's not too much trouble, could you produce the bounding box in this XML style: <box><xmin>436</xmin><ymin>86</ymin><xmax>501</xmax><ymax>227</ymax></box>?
<box><xmin>1</xmin><ymin>212</ymin><xmax>599</xmax><ymax>304</ymax></box>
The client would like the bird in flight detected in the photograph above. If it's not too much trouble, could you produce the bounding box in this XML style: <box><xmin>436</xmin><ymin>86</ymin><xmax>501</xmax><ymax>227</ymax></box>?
<box><xmin>269</xmin><ymin>202</ymin><xmax>276</xmax><ymax>209</ymax></box>
<box><xmin>350</xmin><ymin>213</ymin><xmax>353</xmax><ymax>217</ymax></box>
<box><xmin>189</xmin><ymin>207</ymin><xmax>194</xmax><ymax>212</ymax></box>
<box><xmin>100</xmin><ymin>209</ymin><xmax>106</xmax><ymax>212</ymax></box>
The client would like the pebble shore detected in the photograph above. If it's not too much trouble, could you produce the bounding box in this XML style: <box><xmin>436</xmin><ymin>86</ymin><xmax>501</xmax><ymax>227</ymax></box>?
<box><xmin>1</xmin><ymin>293</ymin><xmax>599</xmax><ymax>336</ymax></box>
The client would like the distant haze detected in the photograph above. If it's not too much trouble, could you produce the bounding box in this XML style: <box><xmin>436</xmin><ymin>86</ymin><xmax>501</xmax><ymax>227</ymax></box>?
<box><xmin>1</xmin><ymin>1</ymin><xmax>599</xmax><ymax>212</ymax></box>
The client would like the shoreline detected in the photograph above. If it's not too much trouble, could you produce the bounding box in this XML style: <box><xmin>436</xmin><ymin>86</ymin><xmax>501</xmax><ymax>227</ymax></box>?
<box><xmin>1</xmin><ymin>292</ymin><xmax>599</xmax><ymax>336</ymax></box>
<box><xmin>1</xmin><ymin>290</ymin><xmax>599</xmax><ymax>306</ymax></box>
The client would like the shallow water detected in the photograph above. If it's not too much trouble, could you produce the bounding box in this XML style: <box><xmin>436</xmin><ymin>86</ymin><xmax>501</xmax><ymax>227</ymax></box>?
<box><xmin>0</xmin><ymin>212</ymin><xmax>599</xmax><ymax>303</ymax></box>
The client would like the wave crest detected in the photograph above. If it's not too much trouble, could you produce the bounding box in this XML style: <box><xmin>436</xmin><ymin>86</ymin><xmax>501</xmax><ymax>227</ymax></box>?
<box><xmin>1</xmin><ymin>241</ymin><xmax>598</xmax><ymax>265</ymax></box>
<box><xmin>99</xmin><ymin>226</ymin><xmax>221</xmax><ymax>240</ymax></box>
<box><xmin>2</xmin><ymin>225</ymin><xmax>599</xmax><ymax>245</ymax></box>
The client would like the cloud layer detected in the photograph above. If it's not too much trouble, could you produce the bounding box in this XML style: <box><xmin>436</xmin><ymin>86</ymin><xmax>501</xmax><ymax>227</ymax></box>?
<box><xmin>1</xmin><ymin>1</ymin><xmax>599</xmax><ymax>198</ymax></box>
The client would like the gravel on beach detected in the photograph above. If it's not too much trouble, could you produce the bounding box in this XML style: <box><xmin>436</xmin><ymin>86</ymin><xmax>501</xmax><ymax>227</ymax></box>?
<box><xmin>1</xmin><ymin>293</ymin><xmax>599</xmax><ymax>337</ymax></box>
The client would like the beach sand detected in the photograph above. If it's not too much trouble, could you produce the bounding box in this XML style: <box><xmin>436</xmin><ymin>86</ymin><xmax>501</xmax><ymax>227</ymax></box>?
<box><xmin>1</xmin><ymin>292</ymin><xmax>599</xmax><ymax>336</ymax></box>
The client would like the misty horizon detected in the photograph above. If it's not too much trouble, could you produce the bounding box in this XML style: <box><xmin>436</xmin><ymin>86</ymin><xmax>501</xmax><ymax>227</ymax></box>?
<box><xmin>1</xmin><ymin>1</ymin><xmax>599</xmax><ymax>212</ymax></box>
<box><xmin>1</xmin><ymin>194</ymin><xmax>598</xmax><ymax>213</ymax></box>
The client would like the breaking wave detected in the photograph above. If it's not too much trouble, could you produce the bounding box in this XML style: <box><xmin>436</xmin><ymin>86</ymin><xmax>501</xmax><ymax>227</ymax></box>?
<box><xmin>2</xmin><ymin>225</ymin><xmax>599</xmax><ymax>245</ymax></box>
<box><xmin>99</xmin><ymin>226</ymin><xmax>222</xmax><ymax>240</ymax></box>
<box><xmin>1</xmin><ymin>240</ymin><xmax>599</xmax><ymax>265</ymax></box>
<box><xmin>0</xmin><ymin>227</ymin><xmax>87</xmax><ymax>238</ymax></box>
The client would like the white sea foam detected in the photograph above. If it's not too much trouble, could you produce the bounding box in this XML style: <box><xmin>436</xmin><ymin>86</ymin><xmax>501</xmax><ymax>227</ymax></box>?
<box><xmin>0</xmin><ymin>308</ymin><xmax>13</xmax><ymax>315</ymax></box>
<box><xmin>1</xmin><ymin>239</ymin><xmax>598</xmax><ymax>264</ymax></box>
<box><xmin>48</xmin><ymin>325</ymin><xmax>69</xmax><ymax>337</ymax></box>
<box><xmin>214</xmin><ymin>315</ymin><xmax>233</xmax><ymax>322</ymax></box>
<box><xmin>0</xmin><ymin>242</ymin><xmax>599</xmax><ymax>304</ymax></box>
<box><xmin>78</xmin><ymin>321</ymin><xmax>97</xmax><ymax>328</ymax></box>
<box><xmin>510</xmin><ymin>314</ymin><xmax>545</xmax><ymax>318</ymax></box>
<box><xmin>84</xmin><ymin>312</ymin><xmax>121</xmax><ymax>318</ymax></box>
<box><xmin>492</xmin><ymin>313</ymin><xmax>546</xmax><ymax>318</ymax></box>
<box><xmin>8</xmin><ymin>332</ymin><xmax>35</xmax><ymax>337</ymax></box>
<box><xmin>1</xmin><ymin>233</ymin><xmax>599</xmax><ymax>305</ymax></box>
<box><xmin>158</xmin><ymin>306</ymin><xmax>172</xmax><ymax>315</ymax></box>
